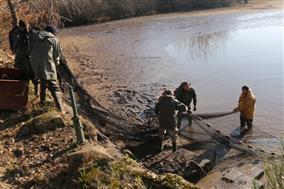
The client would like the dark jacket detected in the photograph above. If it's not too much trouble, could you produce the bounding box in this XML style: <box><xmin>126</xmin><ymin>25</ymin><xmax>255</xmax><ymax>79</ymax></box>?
<box><xmin>9</xmin><ymin>26</ymin><xmax>17</xmax><ymax>52</ymax></box>
<box><xmin>10</xmin><ymin>26</ymin><xmax>32</xmax><ymax>77</ymax></box>
<box><xmin>30</xmin><ymin>30</ymin><xmax>61</xmax><ymax>80</ymax></box>
<box><xmin>155</xmin><ymin>95</ymin><xmax>187</xmax><ymax>130</ymax></box>
<box><xmin>174</xmin><ymin>87</ymin><xmax>197</xmax><ymax>107</ymax></box>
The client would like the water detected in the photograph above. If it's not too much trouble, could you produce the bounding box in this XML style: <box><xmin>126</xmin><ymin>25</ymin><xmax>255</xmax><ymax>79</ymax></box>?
<box><xmin>166</xmin><ymin>26</ymin><xmax>284</xmax><ymax>136</ymax></box>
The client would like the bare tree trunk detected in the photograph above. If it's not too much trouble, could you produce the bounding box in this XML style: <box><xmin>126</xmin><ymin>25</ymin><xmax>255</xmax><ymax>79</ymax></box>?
<box><xmin>6</xmin><ymin>0</ymin><xmax>17</xmax><ymax>26</ymax></box>
<box><xmin>49</xmin><ymin>0</ymin><xmax>54</xmax><ymax>24</ymax></box>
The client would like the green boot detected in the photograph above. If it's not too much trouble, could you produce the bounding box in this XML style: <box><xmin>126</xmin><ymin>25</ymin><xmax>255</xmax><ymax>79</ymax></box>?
<box><xmin>172</xmin><ymin>142</ymin><xmax>177</xmax><ymax>152</ymax></box>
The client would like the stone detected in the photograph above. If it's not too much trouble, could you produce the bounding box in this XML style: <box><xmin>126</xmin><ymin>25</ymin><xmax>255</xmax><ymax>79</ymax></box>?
<box><xmin>18</xmin><ymin>111</ymin><xmax>66</xmax><ymax>137</ymax></box>
<box><xmin>68</xmin><ymin>142</ymin><xmax>113</xmax><ymax>170</ymax></box>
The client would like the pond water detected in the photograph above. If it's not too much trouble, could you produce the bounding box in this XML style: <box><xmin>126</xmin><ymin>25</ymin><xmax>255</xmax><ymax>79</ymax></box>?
<box><xmin>166</xmin><ymin>25</ymin><xmax>283</xmax><ymax>136</ymax></box>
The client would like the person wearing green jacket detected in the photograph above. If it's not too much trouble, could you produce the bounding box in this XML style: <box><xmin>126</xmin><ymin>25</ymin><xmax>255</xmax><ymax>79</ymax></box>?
<box><xmin>29</xmin><ymin>25</ymin><xmax>63</xmax><ymax>111</ymax></box>
<box><xmin>155</xmin><ymin>90</ymin><xmax>187</xmax><ymax>152</ymax></box>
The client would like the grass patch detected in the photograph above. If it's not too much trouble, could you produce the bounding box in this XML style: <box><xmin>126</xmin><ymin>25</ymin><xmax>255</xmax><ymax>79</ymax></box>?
<box><xmin>77</xmin><ymin>155</ymin><xmax>200</xmax><ymax>189</ymax></box>
<box><xmin>79</xmin><ymin>156</ymin><xmax>145</xmax><ymax>189</ymax></box>
<box><xmin>263</xmin><ymin>143</ymin><xmax>284</xmax><ymax>189</ymax></box>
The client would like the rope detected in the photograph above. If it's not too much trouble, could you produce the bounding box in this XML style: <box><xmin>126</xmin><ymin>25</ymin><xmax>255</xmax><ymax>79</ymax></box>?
<box><xmin>191</xmin><ymin>114</ymin><xmax>282</xmax><ymax>157</ymax></box>
<box><xmin>250</xmin><ymin>123</ymin><xmax>281</xmax><ymax>139</ymax></box>
<box><xmin>195</xmin><ymin>111</ymin><xmax>235</xmax><ymax>119</ymax></box>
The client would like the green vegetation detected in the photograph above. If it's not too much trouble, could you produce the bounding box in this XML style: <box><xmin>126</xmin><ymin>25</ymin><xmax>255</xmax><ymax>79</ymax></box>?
<box><xmin>263</xmin><ymin>144</ymin><xmax>284</xmax><ymax>189</ymax></box>
<box><xmin>79</xmin><ymin>157</ymin><xmax>144</xmax><ymax>188</ymax></box>
<box><xmin>77</xmin><ymin>155</ymin><xmax>200</xmax><ymax>189</ymax></box>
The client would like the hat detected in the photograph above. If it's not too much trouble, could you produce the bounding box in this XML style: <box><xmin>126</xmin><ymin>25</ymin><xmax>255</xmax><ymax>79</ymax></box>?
<box><xmin>163</xmin><ymin>90</ymin><xmax>173</xmax><ymax>96</ymax></box>
<box><xmin>242</xmin><ymin>86</ymin><xmax>249</xmax><ymax>91</ymax></box>
<box><xmin>18</xmin><ymin>20</ymin><xmax>26</xmax><ymax>28</ymax></box>
<box><xmin>45</xmin><ymin>25</ymin><xmax>57</xmax><ymax>35</ymax></box>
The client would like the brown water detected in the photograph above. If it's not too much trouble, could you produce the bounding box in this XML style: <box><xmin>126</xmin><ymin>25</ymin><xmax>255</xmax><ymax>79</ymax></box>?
<box><xmin>61</xmin><ymin>9</ymin><xmax>283</xmax><ymax>139</ymax></box>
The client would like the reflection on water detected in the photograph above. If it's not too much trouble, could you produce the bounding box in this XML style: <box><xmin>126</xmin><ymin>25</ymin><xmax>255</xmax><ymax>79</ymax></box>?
<box><xmin>166</xmin><ymin>26</ymin><xmax>284</xmax><ymax>136</ymax></box>
<box><xmin>166</xmin><ymin>32</ymin><xmax>231</xmax><ymax>61</ymax></box>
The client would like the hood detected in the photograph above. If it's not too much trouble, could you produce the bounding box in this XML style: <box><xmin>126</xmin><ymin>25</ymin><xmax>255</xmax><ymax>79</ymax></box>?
<box><xmin>159</xmin><ymin>95</ymin><xmax>175</xmax><ymax>101</ymax></box>
<box><xmin>31</xmin><ymin>30</ymin><xmax>56</xmax><ymax>41</ymax></box>
<box><xmin>38</xmin><ymin>31</ymin><xmax>56</xmax><ymax>40</ymax></box>
<box><xmin>241</xmin><ymin>89</ymin><xmax>255</xmax><ymax>99</ymax></box>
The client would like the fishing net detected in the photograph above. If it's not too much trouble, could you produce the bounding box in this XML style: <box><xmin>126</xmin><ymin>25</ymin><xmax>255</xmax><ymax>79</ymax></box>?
<box><xmin>180</xmin><ymin>112</ymin><xmax>282</xmax><ymax>157</ymax></box>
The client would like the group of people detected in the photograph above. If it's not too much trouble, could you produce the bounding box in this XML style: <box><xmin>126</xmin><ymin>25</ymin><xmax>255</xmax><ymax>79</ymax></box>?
<box><xmin>155</xmin><ymin>83</ymin><xmax>256</xmax><ymax>152</ymax></box>
<box><xmin>9</xmin><ymin>20</ymin><xmax>257</xmax><ymax>153</ymax></box>
<box><xmin>9</xmin><ymin>20</ymin><xmax>63</xmax><ymax>112</ymax></box>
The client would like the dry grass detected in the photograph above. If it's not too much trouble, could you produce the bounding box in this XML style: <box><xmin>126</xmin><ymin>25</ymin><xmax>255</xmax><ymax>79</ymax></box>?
<box><xmin>263</xmin><ymin>144</ymin><xmax>284</xmax><ymax>189</ymax></box>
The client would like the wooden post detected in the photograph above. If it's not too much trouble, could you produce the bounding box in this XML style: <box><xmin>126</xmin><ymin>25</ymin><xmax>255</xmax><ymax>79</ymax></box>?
<box><xmin>68</xmin><ymin>81</ymin><xmax>86</xmax><ymax>144</ymax></box>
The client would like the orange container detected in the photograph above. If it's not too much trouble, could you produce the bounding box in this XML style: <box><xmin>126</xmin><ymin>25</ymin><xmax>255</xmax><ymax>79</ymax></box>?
<box><xmin>0</xmin><ymin>68</ymin><xmax>29</xmax><ymax>110</ymax></box>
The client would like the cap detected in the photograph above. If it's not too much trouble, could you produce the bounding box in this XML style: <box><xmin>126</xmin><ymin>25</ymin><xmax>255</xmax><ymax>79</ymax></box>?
<box><xmin>45</xmin><ymin>25</ymin><xmax>57</xmax><ymax>35</ymax></box>
<box><xmin>18</xmin><ymin>20</ymin><xmax>26</xmax><ymax>28</ymax></box>
<box><xmin>163</xmin><ymin>90</ymin><xmax>173</xmax><ymax>96</ymax></box>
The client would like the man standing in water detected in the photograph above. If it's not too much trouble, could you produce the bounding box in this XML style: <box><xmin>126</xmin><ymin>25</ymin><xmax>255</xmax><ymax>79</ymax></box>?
<box><xmin>30</xmin><ymin>25</ymin><xmax>63</xmax><ymax>111</ymax></box>
<box><xmin>233</xmin><ymin>86</ymin><xmax>256</xmax><ymax>135</ymax></box>
<box><xmin>155</xmin><ymin>90</ymin><xmax>187</xmax><ymax>152</ymax></box>
<box><xmin>174</xmin><ymin>82</ymin><xmax>197</xmax><ymax>132</ymax></box>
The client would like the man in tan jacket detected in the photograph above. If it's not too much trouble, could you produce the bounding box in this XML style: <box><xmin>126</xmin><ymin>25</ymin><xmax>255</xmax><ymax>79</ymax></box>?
<box><xmin>233</xmin><ymin>86</ymin><xmax>256</xmax><ymax>133</ymax></box>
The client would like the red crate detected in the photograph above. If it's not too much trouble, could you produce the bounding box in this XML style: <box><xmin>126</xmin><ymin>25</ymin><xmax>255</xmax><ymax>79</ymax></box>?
<box><xmin>0</xmin><ymin>68</ymin><xmax>29</xmax><ymax>110</ymax></box>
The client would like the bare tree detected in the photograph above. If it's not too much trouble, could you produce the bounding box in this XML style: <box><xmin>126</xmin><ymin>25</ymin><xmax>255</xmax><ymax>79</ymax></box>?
<box><xmin>6</xmin><ymin>0</ymin><xmax>17</xmax><ymax>26</ymax></box>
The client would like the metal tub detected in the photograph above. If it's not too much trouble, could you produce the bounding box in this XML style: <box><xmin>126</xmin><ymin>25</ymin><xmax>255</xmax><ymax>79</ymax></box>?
<box><xmin>0</xmin><ymin>68</ymin><xmax>29</xmax><ymax>110</ymax></box>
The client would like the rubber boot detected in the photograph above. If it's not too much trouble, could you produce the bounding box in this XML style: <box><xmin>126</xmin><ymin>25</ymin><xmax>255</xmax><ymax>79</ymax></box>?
<box><xmin>240</xmin><ymin>125</ymin><xmax>247</xmax><ymax>136</ymax></box>
<box><xmin>188</xmin><ymin>116</ymin><xmax>192</xmax><ymax>127</ymax></box>
<box><xmin>160</xmin><ymin>142</ymin><xmax>164</xmax><ymax>152</ymax></box>
<box><xmin>51</xmin><ymin>91</ymin><xmax>63</xmax><ymax>112</ymax></box>
<box><xmin>247</xmin><ymin>120</ymin><xmax>253</xmax><ymax>129</ymax></box>
<box><xmin>177</xmin><ymin>113</ymin><xmax>182</xmax><ymax>134</ymax></box>
<box><xmin>158</xmin><ymin>134</ymin><xmax>164</xmax><ymax>152</ymax></box>
<box><xmin>34</xmin><ymin>83</ymin><xmax>39</xmax><ymax>96</ymax></box>
<box><xmin>40</xmin><ymin>89</ymin><xmax>46</xmax><ymax>106</ymax></box>
<box><xmin>188</xmin><ymin>111</ymin><xmax>193</xmax><ymax>127</ymax></box>
<box><xmin>172</xmin><ymin>142</ymin><xmax>177</xmax><ymax>152</ymax></box>
<box><xmin>32</xmin><ymin>80</ymin><xmax>39</xmax><ymax>96</ymax></box>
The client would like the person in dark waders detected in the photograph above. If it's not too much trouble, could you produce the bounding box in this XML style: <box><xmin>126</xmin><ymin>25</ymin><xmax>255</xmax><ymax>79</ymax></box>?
<box><xmin>174</xmin><ymin>82</ymin><xmax>197</xmax><ymax>133</ymax></box>
<box><xmin>29</xmin><ymin>25</ymin><xmax>63</xmax><ymax>112</ymax></box>
<box><xmin>9</xmin><ymin>20</ymin><xmax>39</xmax><ymax>95</ymax></box>
<box><xmin>233</xmin><ymin>86</ymin><xmax>256</xmax><ymax>136</ymax></box>
<box><xmin>155</xmin><ymin>90</ymin><xmax>187</xmax><ymax>152</ymax></box>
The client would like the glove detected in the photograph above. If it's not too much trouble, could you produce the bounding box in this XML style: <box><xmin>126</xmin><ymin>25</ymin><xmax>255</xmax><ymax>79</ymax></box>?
<box><xmin>193</xmin><ymin>106</ymin><xmax>197</xmax><ymax>111</ymax></box>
